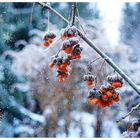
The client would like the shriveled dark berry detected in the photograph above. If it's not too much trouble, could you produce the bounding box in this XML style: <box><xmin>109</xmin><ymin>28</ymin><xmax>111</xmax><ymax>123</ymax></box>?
<box><xmin>72</xmin><ymin>44</ymin><xmax>82</xmax><ymax>55</ymax></box>
<box><xmin>88</xmin><ymin>88</ymin><xmax>101</xmax><ymax>98</ymax></box>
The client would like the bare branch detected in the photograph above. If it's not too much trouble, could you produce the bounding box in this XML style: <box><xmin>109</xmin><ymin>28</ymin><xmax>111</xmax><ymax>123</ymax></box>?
<box><xmin>37</xmin><ymin>2</ymin><xmax>140</xmax><ymax>96</ymax></box>
<box><xmin>71</xmin><ymin>3</ymin><xmax>77</xmax><ymax>26</ymax></box>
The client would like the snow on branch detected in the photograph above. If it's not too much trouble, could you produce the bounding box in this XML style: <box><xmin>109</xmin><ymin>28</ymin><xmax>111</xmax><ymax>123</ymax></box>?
<box><xmin>0</xmin><ymin>90</ymin><xmax>44</xmax><ymax>124</ymax></box>
<box><xmin>37</xmin><ymin>2</ymin><xmax>140</xmax><ymax>96</ymax></box>
<box><xmin>117</xmin><ymin>102</ymin><xmax>140</xmax><ymax>123</ymax></box>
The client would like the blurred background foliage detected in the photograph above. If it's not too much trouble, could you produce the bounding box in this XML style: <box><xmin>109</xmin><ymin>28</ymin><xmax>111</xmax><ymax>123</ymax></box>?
<box><xmin>0</xmin><ymin>2</ymin><xmax>140</xmax><ymax>138</ymax></box>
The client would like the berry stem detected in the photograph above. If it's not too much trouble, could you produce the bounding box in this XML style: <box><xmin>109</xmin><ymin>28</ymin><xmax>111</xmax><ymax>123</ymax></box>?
<box><xmin>75</xmin><ymin>3</ymin><xmax>86</xmax><ymax>35</ymax></box>
<box><xmin>88</xmin><ymin>57</ymin><xmax>102</xmax><ymax>65</ymax></box>
<box><xmin>87</xmin><ymin>57</ymin><xmax>101</xmax><ymax>73</ymax></box>
<box><xmin>96</xmin><ymin>60</ymin><xmax>106</xmax><ymax>77</ymax></box>
<box><xmin>56</xmin><ymin>49</ymin><xmax>62</xmax><ymax>56</ymax></box>
<box><xmin>44</xmin><ymin>37</ymin><xmax>61</xmax><ymax>52</ymax></box>
<box><xmin>71</xmin><ymin>2</ymin><xmax>77</xmax><ymax>26</ymax></box>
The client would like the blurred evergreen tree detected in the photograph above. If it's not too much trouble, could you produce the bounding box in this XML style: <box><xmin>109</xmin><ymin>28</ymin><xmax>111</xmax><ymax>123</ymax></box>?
<box><xmin>0</xmin><ymin>2</ymin><xmax>44</xmax><ymax>51</ymax></box>
<box><xmin>0</xmin><ymin>2</ymin><xmax>99</xmax><ymax>51</ymax></box>
<box><xmin>0</xmin><ymin>2</ymin><xmax>100</xmax><ymax>137</ymax></box>
<box><xmin>0</xmin><ymin>3</ymin><xmax>40</xmax><ymax>137</ymax></box>
<box><xmin>0</xmin><ymin>56</ymin><xmax>29</xmax><ymax>137</ymax></box>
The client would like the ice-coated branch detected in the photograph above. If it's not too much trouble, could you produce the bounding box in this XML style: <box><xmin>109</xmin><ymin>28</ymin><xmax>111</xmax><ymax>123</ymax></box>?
<box><xmin>37</xmin><ymin>2</ymin><xmax>140</xmax><ymax>96</ymax></box>
<box><xmin>116</xmin><ymin>102</ymin><xmax>140</xmax><ymax>123</ymax></box>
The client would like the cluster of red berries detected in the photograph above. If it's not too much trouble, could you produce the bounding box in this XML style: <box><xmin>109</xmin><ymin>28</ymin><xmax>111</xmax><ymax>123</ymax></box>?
<box><xmin>83</xmin><ymin>73</ymin><xmax>96</xmax><ymax>86</ymax></box>
<box><xmin>49</xmin><ymin>55</ymin><xmax>71</xmax><ymax>83</ymax></box>
<box><xmin>47</xmin><ymin>25</ymin><xmax>82</xmax><ymax>83</ymax></box>
<box><xmin>43</xmin><ymin>31</ymin><xmax>56</xmax><ymax>47</ymax></box>
<box><xmin>43</xmin><ymin>28</ymin><xmax>124</xmax><ymax>108</ymax></box>
<box><xmin>61</xmin><ymin>25</ymin><xmax>82</xmax><ymax>59</ymax></box>
<box><xmin>86</xmin><ymin>74</ymin><xmax>123</xmax><ymax>108</ymax></box>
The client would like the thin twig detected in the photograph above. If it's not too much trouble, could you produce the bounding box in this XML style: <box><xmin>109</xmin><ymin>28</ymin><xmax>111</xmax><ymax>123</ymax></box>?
<box><xmin>116</xmin><ymin>102</ymin><xmax>140</xmax><ymax>123</ymax></box>
<box><xmin>56</xmin><ymin>49</ymin><xmax>62</xmax><ymax>56</ymax></box>
<box><xmin>88</xmin><ymin>57</ymin><xmax>102</xmax><ymax>66</ymax></box>
<box><xmin>75</xmin><ymin>3</ymin><xmax>86</xmax><ymax>35</ymax></box>
<box><xmin>68</xmin><ymin>4</ymin><xmax>72</xmax><ymax>24</ymax></box>
<box><xmin>47</xmin><ymin>2</ymin><xmax>50</xmax><ymax>30</ymax></box>
<box><xmin>38</xmin><ymin>2</ymin><xmax>68</xmax><ymax>23</ymax></box>
<box><xmin>44</xmin><ymin>37</ymin><xmax>61</xmax><ymax>53</ymax></box>
<box><xmin>71</xmin><ymin>2</ymin><xmax>77</xmax><ymax>26</ymax></box>
<box><xmin>47</xmin><ymin>6</ymin><xmax>50</xmax><ymax>30</ymax></box>
<box><xmin>30</xmin><ymin>2</ymin><xmax>35</xmax><ymax>25</ymax></box>
<box><xmin>76</xmin><ymin>17</ymin><xmax>86</xmax><ymax>35</ymax></box>
<box><xmin>96</xmin><ymin>60</ymin><xmax>106</xmax><ymax>78</ymax></box>
<box><xmin>87</xmin><ymin>57</ymin><xmax>101</xmax><ymax>73</ymax></box>
<box><xmin>37</xmin><ymin>2</ymin><xmax>140</xmax><ymax>96</ymax></box>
